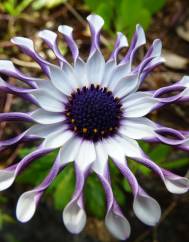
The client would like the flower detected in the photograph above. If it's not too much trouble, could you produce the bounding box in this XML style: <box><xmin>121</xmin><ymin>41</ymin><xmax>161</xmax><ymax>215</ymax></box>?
<box><xmin>0</xmin><ymin>14</ymin><xmax>189</xmax><ymax>240</ymax></box>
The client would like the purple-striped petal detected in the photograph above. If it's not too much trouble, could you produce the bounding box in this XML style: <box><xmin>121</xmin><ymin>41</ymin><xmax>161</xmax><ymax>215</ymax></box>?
<box><xmin>135</xmin><ymin>153</ymin><xmax>189</xmax><ymax>194</ymax></box>
<box><xmin>58</xmin><ymin>25</ymin><xmax>79</xmax><ymax>63</ymax></box>
<box><xmin>108</xmin><ymin>32</ymin><xmax>128</xmax><ymax>62</ymax></box>
<box><xmin>38</xmin><ymin>29</ymin><xmax>67</xmax><ymax>64</ymax></box>
<box><xmin>0</xmin><ymin>60</ymin><xmax>37</xmax><ymax>87</ymax></box>
<box><xmin>16</xmin><ymin>153</ymin><xmax>61</xmax><ymax>222</ymax></box>
<box><xmin>0</xmin><ymin>148</ymin><xmax>51</xmax><ymax>191</ymax></box>
<box><xmin>97</xmin><ymin>167</ymin><xmax>131</xmax><ymax>240</ymax></box>
<box><xmin>63</xmin><ymin>164</ymin><xmax>87</xmax><ymax>234</ymax></box>
<box><xmin>87</xmin><ymin>14</ymin><xmax>104</xmax><ymax>56</ymax></box>
<box><xmin>0</xmin><ymin>78</ymin><xmax>37</xmax><ymax>104</ymax></box>
<box><xmin>11</xmin><ymin>37</ymin><xmax>50</xmax><ymax>75</ymax></box>
<box><xmin>0</xmin><ymin>112</ymin><xmax>33</xmax><ymax>123</ymax></box>
<box><xmin>121</xmin><ymin>24</ymin><xmax>146</xmax><ymax>68</ymax></box>
<box><xmin>115</xmin><ymin>161</ymin><xmax>161</xmax><ymax>226</ymax></box>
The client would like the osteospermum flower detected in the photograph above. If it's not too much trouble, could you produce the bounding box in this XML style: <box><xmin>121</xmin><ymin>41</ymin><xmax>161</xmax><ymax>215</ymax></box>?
<box><xmin>0</xmin><ymin>14</ymin><xmax>189</xmax><ymax>240</ymax></box>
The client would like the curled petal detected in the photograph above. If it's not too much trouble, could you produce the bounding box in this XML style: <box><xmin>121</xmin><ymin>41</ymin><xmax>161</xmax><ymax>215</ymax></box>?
<box><xmin>0</xmin><ymin>60</ymin><xmax>37</xmax><ymax>87</ymax></box>
<box><xmin>16</xmin><ymin>154</ymin><xmax>61</xmax><ymax>222</ymax></box>
<box><xmin>108</xmin><ymin>32</ymin><xmax>128</xmax><ymax>62</ymax></box>
<box><xmin>135</xmin><ymin>153</ymin><xmax>189</xmax><ymax>194</ymax></box>
<box><xmin>121</xmin><ymin>24</ymin><xmax>146</xmax><ymax>68</ymax></box>
<box><xmin>11</xmin><ymin>37</ymin><xmax>50</xmax><ymax>75</ymax></box>
<box><xmin>0</xmin><ymin>148</ymin><xmax>51</xmax><ymax>191</ymax></box>
<box><xmin>162</xmin><ymin>169</ymin><xmax>189</xmax><ymax>194</ymax></box>
<box><xmin>0</xmin><ymin>112</ymin><xmax>33</xmax><ymax>123</ymax></box>
<box><xmin>38</xmin><ymin>29</ymin><xmax>67</xmax><ymax>64</ymax></box>
<box><xmin>133</xmin><ymin>188</ymin><xmax>161</xmax><ymax>226</ymax></box>
<box><xmin>0</xmin><ymin>78</ymin><xmax>37</xmax><ymax>104</ymax></box>
<box><xmin>105</xmin><ymin>203</ymin><xmax>131</xmax><ymax>240</ymax></box>
<box><xmin>16</xmin><ymin>190</ymin><xmax>40</xmax><ymax>223</ymax></box>
<box><xmin>58</xmin><ymin>25</ymin><xmax>79</xmax><ymax>63</ymax></box>
<box><xmin>115</xmin><ymin>161</ymin><xmax>161</xmax><ymax>226</ymax></box>
<box><xmin>63</xmin><ymin>164</ymin><xmax>87</xmax><ymax>234</ymax></box>
<box><xmin>87</xmin><ymin>14</ymin><xmax>104</xmax><ymax>55</ymax></box>
<box><xmin>97</xmin><ymin>168</ymin><xmax>131</xmax><ymax>240</ymax></box>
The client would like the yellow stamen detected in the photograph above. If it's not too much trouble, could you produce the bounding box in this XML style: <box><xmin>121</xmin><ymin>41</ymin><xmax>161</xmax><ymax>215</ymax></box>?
<box><xmin>83</xmin><ymin>128</ymin><xmax>88</xmax><ymax>133</ymax></box>
<box><xmin>93</xmin><ymin>128</ymin><xmax>98</xmax><ymax>133</ymax></box>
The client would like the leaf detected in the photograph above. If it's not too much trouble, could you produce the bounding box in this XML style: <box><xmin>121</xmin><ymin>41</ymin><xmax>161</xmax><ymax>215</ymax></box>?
<box><xmin>149</xmin><ymin>144</ymin><xmax>171</xmax><ymax>163</ymax></box>
<box><xmin>161</xmin><ymin>158</ymin><xmax>189</xmax><ymax>169</ymax></box>
<box><xmin>51</xmin><ymin>165</ymin><xmax>75</xmax><ymax>210</ymax></box>
<box><xmin>85</xmin><ymin>174</ymin><xmax>106</xmax><ymax>219</ymax></box>
<box><xmin>143</xmin><ymin>0</ymin><xmax>166</xmax><ymax>14</ymax></box>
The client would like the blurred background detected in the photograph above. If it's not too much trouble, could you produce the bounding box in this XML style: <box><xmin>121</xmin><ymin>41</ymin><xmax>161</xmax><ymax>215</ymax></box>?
<box><xmin>0</xmin><ymin>0</ymin><xmax>189</xmax><ymax>242</ymax></box>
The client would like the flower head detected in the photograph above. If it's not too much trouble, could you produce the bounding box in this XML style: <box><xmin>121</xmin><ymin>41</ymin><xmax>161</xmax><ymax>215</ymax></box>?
<box><xmin>0</xmin><ymin>14</ymin><xmax>189</xmax><ymax>240</ymax></box>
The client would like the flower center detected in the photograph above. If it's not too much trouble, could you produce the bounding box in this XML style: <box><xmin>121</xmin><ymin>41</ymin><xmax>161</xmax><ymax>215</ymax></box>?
<box><xmin>65</xmin><ymin>84</ymin><xmax>122</xmax><ymax>142</ymax></box>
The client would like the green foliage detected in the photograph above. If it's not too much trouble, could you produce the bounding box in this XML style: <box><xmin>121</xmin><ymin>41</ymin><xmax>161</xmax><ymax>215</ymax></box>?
<box><xmin>0</xmin><ymin>0</ymin><xmax>33</xmax><ymax>17</ymax></box>
<box><xmin>84</xmin><ymin>0</ymin><xmax>166</xmax><ymax>38</ymax></box>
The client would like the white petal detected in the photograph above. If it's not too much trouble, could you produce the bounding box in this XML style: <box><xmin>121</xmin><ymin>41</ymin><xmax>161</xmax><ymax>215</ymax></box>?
<box><xmin>27</xmin><ymin>123</ymin><xmax>62</xmax><ymax>138</ymax></box>
<box><xmin>179</xmin><ymin>76</ymin><xmax>189</xmax><ymax>88</ymax></box>
<box><xmin>58</xmin><ymin>25</ymin><xmax>79</xmax><ymax>62</ymax></box>
<box><xmin>101</xmin><ymin>60</ymin><xmax>116</xmax><ymax>87</ymax></box>
<box><xmin>31</xmin><ymin>89</ymin><xmax>65</xmax><ymax>112</ymax></box>
<box><xmin>63</xmin><ymin>202</ymin><xmax>86</xmax><ymax>234</ymax></box>
<box><xmin>120</xmin><ymin>117</ymin><xmax>156</xmax><ymax>139</ymax></box>
<box><xmin>35</xmin><ymin>79</ymin><xmax>66</xmax><ymax>102</ymax></box>
<box><xmin>116</xmin><ymin>136</ymin><xmax>142</xmax><ymax>158</ymax></box>
<box><xmin>92</xmin><ymin>142</ymin><xmax>108</xmax><ymax>175</ymax></box>
<box><xmin>86</xmin><ymin>50</ymin><xmax>105</xmax><ymax>86</ymax></box>
<box><xmin>74</xmin><ymin>58</ymin><xmax>87</xmax><ymax>87</ymax></box>
<box><xmin>38</xmin><ymin>29</ymin><xmax>57</xmax><ymax>48</ymax></box>
<box><xmin>76</xmin><ymin>141</ymin><xmax>96</xmax><ymax>171</ymax></box>
<box><xmin>113</xmin><ymin>74</ymin><xmax>139</xmax><ymax>98</ymax></box>
<box><xmin>48</xmin><ymin>65</ymin><xmax>72</xmax><ymax>95</ymax></box>
<box><xmin>164</xmin><ymin>176</ymin><xmax>189</xmax><ymax>194</ymax></box>
<box><xmin>16</xmin><ymin>191</ymin><xmax>37</xmax><ymax>223</ymax></box>
<box><xmin>87</xmin><ymin>14</ymin><xmax>104</xmax><ymax>54</ymax></box>
<box><xmin>43</xmin><ymin>129</ymin><xmax>73</xmax><ymax>149</ymax></box>
<box><xmin>108</xmin><ymin>63</ymin><xmax>130</xmax><ymax>90</ymax></box>
<box><xmin>0</xmin><ymin>170</ymin><xmax>15</xmax><ymax>191</ymax></box>
<box><xmin>30</xmin><ymin>109</ymin><xmax>65</xmax><ymax>124</ymax></box>
<box><xmin>105</xmin><ymin>210</ymin><xmax>131</xmax><ymax>240</ymax></box>
<box><xmin>59</xmin><ymin>137</ymin><xmax>82</xmax><ymax>165</ymax></box>
<box><xmin>133</xmin><ymin>191</ymin><xmax>161</xmax><ymax>226</ymax></box>
<box><xmin>122</xmin><ymin>92</ymin><xmax>159</xmax><ymax>118</ymax></box>
<box><xmin>103</xmin><ymin>138</ymin><xmax>125</xmax><ymax>162</ymax></box>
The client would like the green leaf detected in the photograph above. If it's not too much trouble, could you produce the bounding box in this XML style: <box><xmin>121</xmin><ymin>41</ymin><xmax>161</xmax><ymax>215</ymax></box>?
<box><xmin>149</xmin><ymin>144</ymin><xmax>171</xmax><ymax>163</ymax></box>
<box><xmin>143</xmin><ymin>0</ymin><xmax>166</xmax><ymax>14</ymax></box>
<box><xmin>85</xmin><ymin>174</ymin><xmax>106</xmax><ymax>219</ymax></box>
<box><xmin>161</xmin><ymin>158</ymin><xmax>189</xmax><ymax>169</ymax></box>
<box><xmin>51</xmin><ymin>165</ymin><xmax>75</xmax><ymax>210</ymax></box>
